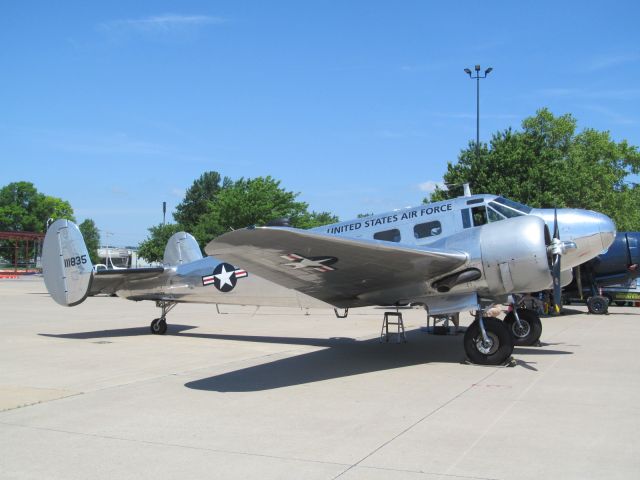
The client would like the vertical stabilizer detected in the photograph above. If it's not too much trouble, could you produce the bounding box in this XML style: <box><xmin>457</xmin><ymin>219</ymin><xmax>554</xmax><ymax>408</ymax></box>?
<box><xmin>163</xmin><ymin>231</ymin><xmax>203</xmax><ymax>266</ymax></box>
<box><xmin>42</xmin><ymin>219</ymin><xmax>93</xmax><ymax>306</ymax></box>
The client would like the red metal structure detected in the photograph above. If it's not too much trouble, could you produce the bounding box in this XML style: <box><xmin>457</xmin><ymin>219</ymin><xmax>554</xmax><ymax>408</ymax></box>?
<box><xmin>0</xmin><ymin>231</ymin><xmax>45</xmax><ymax>275</ymax></box>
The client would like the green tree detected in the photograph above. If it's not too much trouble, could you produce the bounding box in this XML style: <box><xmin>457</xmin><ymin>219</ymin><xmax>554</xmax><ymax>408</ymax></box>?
<box><xmin>173</xmin><ymin>171</ymin><xmax>231</xmax><ymax>232</ymax></box>
<box><xmin>294</xmin><ymin>211</ymin><xmax>340</xmax><ymax>229</ymax></box>
<box><xmin>139</xmin><ymin>174</ymin><xmax>339</xmax><ymax>252</ymax></box>
<box><xmin>79</xmin><ymin>219</ymin><xmax>101</xmax><ymax>264</ymax></box>
<box><xmin>0</xmin><ymin>181</ymin><xmax>75</xmax><ymax>232</ymax></box>
<box><xmin>194</xmin><ymin>176</ymin><xmax>311</xmax><ymax>241</ymax></box>
<box><xmin>431</xmin><ymin>109</ymin><xmax>640</xmax><ymax>230</ymax></box>
<box><xmin>137</xmin><ymin>223</ymin><xmax>183</xmax><ymax>264</ymax></box>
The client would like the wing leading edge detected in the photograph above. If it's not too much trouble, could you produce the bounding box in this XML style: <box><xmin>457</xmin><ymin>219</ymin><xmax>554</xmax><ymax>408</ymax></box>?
<box><xmin>206</xmin><ymin>227</ymin><xmax>468</xmax><ymax>307</ymax></box>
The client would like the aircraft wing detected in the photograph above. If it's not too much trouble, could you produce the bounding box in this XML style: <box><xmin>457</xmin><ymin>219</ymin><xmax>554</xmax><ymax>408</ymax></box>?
<box><xmin>90</xmin><ymin>267</ymin><xmax>166</xmax><ymax>296</ymax></box>
<box><xmin>206</xmin><ymin>227</ymin><xmax>468</xmax><ymax>307</ymax></box>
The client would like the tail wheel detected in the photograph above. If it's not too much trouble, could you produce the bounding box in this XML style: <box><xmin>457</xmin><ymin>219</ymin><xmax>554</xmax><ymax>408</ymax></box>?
<box><xmin>150</xmin><ymin>318</ymin><xmax>167</xmax><ymax>335</ymax></box>
<box><xmin>503</xmin><ymin>309</ymin><xmax>542</xmax><ymax>346</ymax></box>
<box><xmin>463</xmin><ymin>317</ymin><xmax>514</xmax><ymax>365</ymax></box>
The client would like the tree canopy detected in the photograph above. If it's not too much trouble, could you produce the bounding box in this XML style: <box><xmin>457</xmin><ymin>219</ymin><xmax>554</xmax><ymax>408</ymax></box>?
<box><xmin>79</xmin><ymin>219</ymin><xmax>101</xmax><ymax>264</ymax></box>
<box><xmin>173</xmin><ymin>171</ymin><xmax>232</xmax><ymax>233</ymax></box>
<box><xmin>137</xmin><ymin>223</ymin><xmax>183</xmax><ymax>264</ymax></box>
<box><xmin>0</xmin><ymin>181</ymin><xmax>75</xmax><ymax>232</ymax></box>
<box><xmin>137</xmin><ymin>173</ymin><xmax>338</xmax><ymax>262</ymax></box>
<box><xmin>431</xmin><ymin>109</ymin><xmax>640</xmax><ymax>230</ymax></box>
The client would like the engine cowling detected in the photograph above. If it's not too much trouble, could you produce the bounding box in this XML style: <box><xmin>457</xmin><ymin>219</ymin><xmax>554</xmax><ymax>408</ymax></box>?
<box><xmin>479</xmin><ymin>215</ymin><xmax>552</xmax><ymax>295</ymax></box>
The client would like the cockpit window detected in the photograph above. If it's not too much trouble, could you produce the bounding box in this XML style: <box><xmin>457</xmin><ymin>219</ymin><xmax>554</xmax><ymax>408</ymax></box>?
<box><xmin>487</xmin><ymin>206</ymin><xmax>505</xmax><ymax>222</ymax></box>
<box><xmin>492</xmin><ymin>196</ymin><xmax>532</xmax><ymax>214</ymax></box>
<box><xmin>471</xmin><ymin>206</ymin><xmax>488</xmax><ymax>226</ymax></box>
<box><xmin>489</xmin><ymin>201</ymin><xmax>523</xmax><ymax>219</ymax></box>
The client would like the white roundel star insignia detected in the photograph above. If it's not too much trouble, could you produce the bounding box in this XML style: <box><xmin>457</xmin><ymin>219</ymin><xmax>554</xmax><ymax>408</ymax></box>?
<box><xmin>202</xmin><ymin>263</ymin><xmax>248</xmax><ymax>292</ymax></box>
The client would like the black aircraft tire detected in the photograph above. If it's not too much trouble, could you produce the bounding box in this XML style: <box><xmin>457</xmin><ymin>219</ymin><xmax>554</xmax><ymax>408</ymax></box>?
<box><xmin>587</xmin><ymin>296</ymin><xmax>608</xmax><ymax>315</ymax></box>
<box><xmin>464</xmin><ymin>317</ymin><xmax>514</xmax><ymax>365</ymax></box>
<box><xmin>503</xmin><ymin>309</ymin><xmax>542</xmax><ymax>346</ymax></box>
<box><xmin>150</xmin><ymin>318</ymin><xmax>168</xmax><ymax>335</ymax></box>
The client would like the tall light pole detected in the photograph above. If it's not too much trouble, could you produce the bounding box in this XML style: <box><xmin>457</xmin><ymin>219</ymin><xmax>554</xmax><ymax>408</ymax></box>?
<box><xmin>464</xmin><ymin>65</ymin><xmax>492</xmax><ymax>161</ymax></box>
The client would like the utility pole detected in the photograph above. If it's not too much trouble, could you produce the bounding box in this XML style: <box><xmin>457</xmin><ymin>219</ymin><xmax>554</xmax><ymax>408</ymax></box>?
<box><xmin>464</xmin><ymin>65</ymin><xmax>493</xmax><ymax>162</ymax></box>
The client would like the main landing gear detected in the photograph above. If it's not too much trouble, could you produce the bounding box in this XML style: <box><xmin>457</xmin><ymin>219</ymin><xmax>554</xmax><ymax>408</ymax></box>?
<box><xmin>503</xmin><ymin>308</ymin><xmax>542</xmax><ymax>346</ymax></box>
<box><xmin>150</xmin><ymin>301</ymin><xmax>177</xmax><ymax>335</ymax></box>
<box><xmin>464</xmin><ymin>313</ymin><xmax>514</xmax><ymax>365</ymax></box>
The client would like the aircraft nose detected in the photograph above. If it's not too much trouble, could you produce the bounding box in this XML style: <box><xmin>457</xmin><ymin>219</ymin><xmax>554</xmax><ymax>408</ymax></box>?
<box><xmin>597</xmin><ymin>212</ymin><xmax>616</xmax><ymax>250</ymax></box>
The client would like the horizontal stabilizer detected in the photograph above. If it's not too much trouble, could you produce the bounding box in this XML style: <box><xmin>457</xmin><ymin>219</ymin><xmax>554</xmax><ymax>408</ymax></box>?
<box><xmin>90</xmin><ymin>267</ymin><xmax>166</xmax><ymax>296</ymax></box>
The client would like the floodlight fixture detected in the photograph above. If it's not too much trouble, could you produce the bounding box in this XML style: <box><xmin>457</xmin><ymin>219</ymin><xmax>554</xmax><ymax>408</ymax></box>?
<box><xmin>463</xmin><ymin>64</ymin><xmax>493</xmax><ymax>163</ymax></box>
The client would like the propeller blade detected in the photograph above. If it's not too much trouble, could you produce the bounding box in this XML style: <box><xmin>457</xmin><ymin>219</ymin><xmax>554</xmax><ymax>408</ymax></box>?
<box><xmin>576</xmin><ymin>265</ymin><xmax>583</xmax><ymax>300</ymax></box>
<box><xmin>553</xmin><ymin>208</ymin><xmax>559</xmax><ymax>240</ymax></box>
<box><xmin>553</xmin><ymin>254</ymin><xmax>562</xmax><ymax>313</ymax></box>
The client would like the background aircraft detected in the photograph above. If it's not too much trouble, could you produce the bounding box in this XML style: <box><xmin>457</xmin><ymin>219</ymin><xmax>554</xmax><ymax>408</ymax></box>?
<box><xmin>561</xmin><ymin>232</ymin><xmax>640</xmax><ymax>314</ymax></box>
<box><xmin>42</xmin><ymin>193</ymin><xmax>615</xmax><ymax>366</ymax></box>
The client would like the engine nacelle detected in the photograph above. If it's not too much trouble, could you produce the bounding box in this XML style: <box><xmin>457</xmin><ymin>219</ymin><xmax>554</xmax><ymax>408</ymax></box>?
<box><xmin>479</xmin><ymin>215</ymin><xmax>552</xmax><ymax>295</ymax></box>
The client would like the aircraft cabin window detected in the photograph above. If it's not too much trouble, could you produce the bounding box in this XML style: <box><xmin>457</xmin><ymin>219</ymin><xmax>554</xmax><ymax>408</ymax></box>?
<box><xmin>374</xmin><ymin>229</ymin><xmax>401</xmax><ymax>242</ymax></box>
<box><xmin>471</xmin><ymin>206</ymin><xmax>488</xmax><ymax>226</ymax></box>
<box><xmin>461</xmin><ymin>208</ymin><xmax>471</xmax><ymax>229</ymax></box>
<box><xmin>414</xmin><ymin>221</ymin><xmax>442</xmax><ymax>239</ymax></box>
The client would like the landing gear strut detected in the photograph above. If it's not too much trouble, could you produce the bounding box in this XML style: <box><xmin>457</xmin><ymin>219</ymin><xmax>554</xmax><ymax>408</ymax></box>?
<box><xmin>464</xmin><ymin>313</ymin><xmax>514</xmax><ymax>365</ymax></box>
<box><xmin>150</xmin><ymin>301</ymin><xmax>177</xmax><ymax>335</ymax></box>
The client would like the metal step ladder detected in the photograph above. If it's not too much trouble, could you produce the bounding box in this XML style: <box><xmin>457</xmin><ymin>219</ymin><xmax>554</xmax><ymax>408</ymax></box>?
<box><xmin>380</xmin><ymin>311</ymin><xmax>407</xmax><ymax>343</ymax></box>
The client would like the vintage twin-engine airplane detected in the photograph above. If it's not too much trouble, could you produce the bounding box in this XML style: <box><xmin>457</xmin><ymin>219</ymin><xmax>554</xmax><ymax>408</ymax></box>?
<box><xmin>42</xmin><ymin>192</ymin><xmax>615</xmax><ymax>365</ymax></box>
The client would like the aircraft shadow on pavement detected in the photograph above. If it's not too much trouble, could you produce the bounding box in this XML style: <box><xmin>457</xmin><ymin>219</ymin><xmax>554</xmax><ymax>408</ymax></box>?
<box><xmin>39</xmin><ymin>325</ymin><xmax>198</xmax><ymax>339</ymax></box>
<box><xmin>38</xmin><ymin>326</ymin><xmax>573</xmax><ymax>391</ymax></box>
<box><xmin>183</xmin><ymin>330</ymin><xmax>574</xmax><ymax>392</ymax></box>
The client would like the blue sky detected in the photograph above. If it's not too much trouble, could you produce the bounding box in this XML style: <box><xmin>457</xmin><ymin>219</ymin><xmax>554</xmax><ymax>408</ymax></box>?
<box><xmin>2</xmin><ymin>1</ymin><xmax>639</xmax><ymax>246</ymax></box>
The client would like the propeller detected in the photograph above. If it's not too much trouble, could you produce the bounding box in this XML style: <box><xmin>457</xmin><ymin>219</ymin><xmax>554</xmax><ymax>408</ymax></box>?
<box><xmin>547</xmin><ymin>208</ymin><xmax>577</xmax><ymax>314</ymax></box>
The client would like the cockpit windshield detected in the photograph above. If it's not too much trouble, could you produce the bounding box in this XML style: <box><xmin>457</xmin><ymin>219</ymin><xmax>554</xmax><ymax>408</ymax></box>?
<box><xmin>492</xmin><ymin>196</ymin><xmax>532</xmax><ymax>214</ymax></box>
<box><xmin>485</xmin><ymin>197</ymin><xmax>532</xmax><ymax>222</ymax></box>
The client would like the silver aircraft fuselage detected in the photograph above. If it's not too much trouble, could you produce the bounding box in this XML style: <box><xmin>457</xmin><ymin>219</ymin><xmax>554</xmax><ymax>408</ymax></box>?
<box><xmin>314</xmin><ymin>194</ymin><xmax>615</xmax><ymax>273</ymax></box>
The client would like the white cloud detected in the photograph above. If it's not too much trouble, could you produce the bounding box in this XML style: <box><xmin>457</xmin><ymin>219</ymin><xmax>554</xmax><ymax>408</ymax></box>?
<box><xmin>586</xmin><ymin>52</ymin><xmax>640</xmax><ymax>71</ymax></box>
<box><xmin>170</xmin><ymin>188</ymin><xmax>186</xmax><ymax>199</ymax></box>
<box><xmin>582</xmin><ymin>105</ymin><xmax>636</xmax><ymax>125</ymax></box>
<box><xmin>430</xmin><ymin>112</ymin><xmax>519</xmax><ymax>120</ymax></box>
<box><xmin>100</xmin><ymin>14</ymin><xmax>226</xmax><ymax>34</ymax></box>
<box><xmin>418</xmin><ymin>180</ymin><xmax>446</xmax><ymax>193</ymax></box>
<box><xmin>538</xmin><ymin>88</ymin><xmax>640</xmax><ymax>101</ymax></box>
<box><xmin>378</xmin><ymin>130</ymin><xmax>429</xmax><ymax>139</ymax></box>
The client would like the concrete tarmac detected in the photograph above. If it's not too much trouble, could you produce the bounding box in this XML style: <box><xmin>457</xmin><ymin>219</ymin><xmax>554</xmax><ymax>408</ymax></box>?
<box><xmin>1</xmin><ymin>277</ymin><xmax>639</xmax><ymax>479</ymax></box>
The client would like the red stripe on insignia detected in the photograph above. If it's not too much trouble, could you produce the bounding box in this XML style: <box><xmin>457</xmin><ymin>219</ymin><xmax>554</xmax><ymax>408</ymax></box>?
<box><xmin>234</xmin><ymin>269</ymin><xmax>247</xmax><ymax>278</ymax></box>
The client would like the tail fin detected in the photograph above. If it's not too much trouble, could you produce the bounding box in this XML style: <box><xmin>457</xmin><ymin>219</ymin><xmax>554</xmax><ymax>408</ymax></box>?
<box><xmin>163</xmin><ymin>232</ymin><xmax>203</xmax><ymax>266</ymax></box>
<box><xmin>42</xmin><ymin>219</ymin><xmax>93</xmax><ymax>306</ymax></box>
